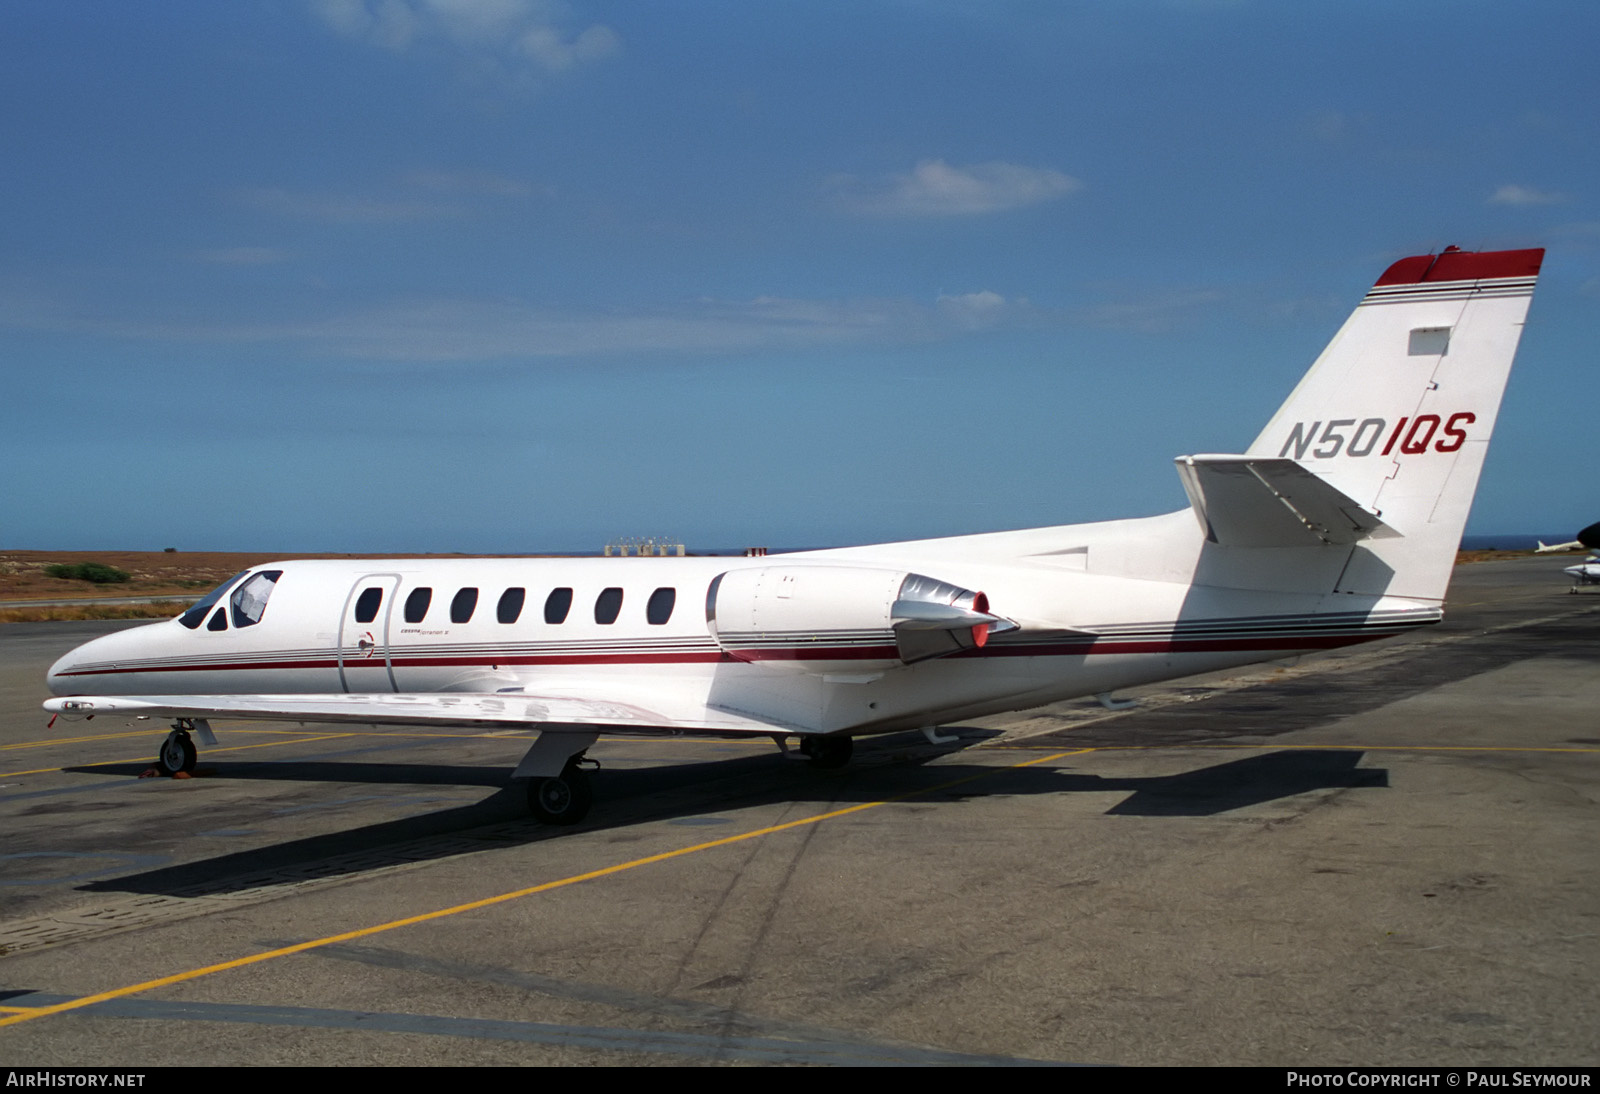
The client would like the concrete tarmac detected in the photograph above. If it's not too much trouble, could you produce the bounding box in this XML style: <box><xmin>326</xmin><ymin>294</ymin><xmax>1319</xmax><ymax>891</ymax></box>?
<box><xmin>0</xmin><ymin>557</ymin><xmax>1595</xmax><ymax>1066</ymax></box>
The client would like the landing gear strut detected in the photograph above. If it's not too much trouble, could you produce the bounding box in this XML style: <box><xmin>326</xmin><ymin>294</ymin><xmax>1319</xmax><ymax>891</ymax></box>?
<box><xmin>156</xmin><ymin>725</ymin><xmax>197</xmax><ymax>775</ymax></box>
<box><xmin>798</xmin><ymin>735</ymin><xmax>853</xmax><ymax>769</ymax></box>
<box><xmin>526</xmin><ymin>760</ymin><xmax>593</xmax><ymax>825</ymax></box>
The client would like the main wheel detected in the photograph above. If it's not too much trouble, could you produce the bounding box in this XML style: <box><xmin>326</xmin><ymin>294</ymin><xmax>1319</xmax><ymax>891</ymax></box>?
<box><xmin>156</xmin><ymin>730</ymin><xmax>197</xmax><ymax>775</ymax></box>
<box><xmin>799</xmin><ymin>735</ymin><xmax>853</xmax><ymax>769</ymax></box>
<box><xmin>526</xmin><ymin>762</ymin><xmax>593</xmax><ymax>825</ymax></box>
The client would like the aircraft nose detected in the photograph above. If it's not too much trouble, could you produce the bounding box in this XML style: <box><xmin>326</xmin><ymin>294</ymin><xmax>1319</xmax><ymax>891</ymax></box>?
<box><xmin>45</xmin><ymin>625</ymin><xmax>154</xmax><ymax>696</ymax></box>
<box><xmin>47</xmin><ymin>646</ymin><xmax>88</xmax><ymax>695</ymax></box>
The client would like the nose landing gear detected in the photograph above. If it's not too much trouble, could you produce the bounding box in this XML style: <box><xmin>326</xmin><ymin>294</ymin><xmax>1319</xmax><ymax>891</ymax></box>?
<box><xmin>156</xmin><ymin>724</ymin><xmax>198</xmax><ymax>775</ymax></box>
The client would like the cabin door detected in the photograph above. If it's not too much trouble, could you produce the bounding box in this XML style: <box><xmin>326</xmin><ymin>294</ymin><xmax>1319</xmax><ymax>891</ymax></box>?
<box><xmin>338</xmin><ymin>573</ymin><xmax>401</xmax><ymax>693</ymax></box>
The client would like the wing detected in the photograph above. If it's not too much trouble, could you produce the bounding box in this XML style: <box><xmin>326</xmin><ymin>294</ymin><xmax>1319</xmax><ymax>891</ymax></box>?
<box><xmin>42</xmin><ymin>691</ymin><xmax>806</xmax><ymax>737</ymax></box>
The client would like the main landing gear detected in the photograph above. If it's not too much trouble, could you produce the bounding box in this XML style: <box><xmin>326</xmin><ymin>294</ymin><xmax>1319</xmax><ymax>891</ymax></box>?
<box><xmin>797</xmin><ymin>735</ymin><xmax>853</xmax><ymax>769</ymax></box>
<box><xmin>526</xmin><ymin>758</ymin><xmax>595</xmax><ymax>825</ymax></box>
<box><xmin>156</xmin><ymin>723</ymin><xmax>198</xmax><ymax>775</ymax></box>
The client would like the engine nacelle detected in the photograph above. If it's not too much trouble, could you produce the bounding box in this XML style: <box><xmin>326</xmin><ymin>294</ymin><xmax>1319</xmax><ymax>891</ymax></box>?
<box><xmin>706</xmin><ymin>565</ymin><xmax>1014</xmax><ymax>669</ymax></box>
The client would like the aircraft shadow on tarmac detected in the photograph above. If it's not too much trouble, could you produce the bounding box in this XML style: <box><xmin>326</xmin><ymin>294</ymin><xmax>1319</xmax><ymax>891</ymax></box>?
<box><xmin>1059</xmin><ymin>749</ymin><xmax>1386</xmax><ymax>816</ymax></box>
<box><xmin>71</xmin><ymin>737</ymin><xmax>1384</xmax><ymax>901</ymax></box>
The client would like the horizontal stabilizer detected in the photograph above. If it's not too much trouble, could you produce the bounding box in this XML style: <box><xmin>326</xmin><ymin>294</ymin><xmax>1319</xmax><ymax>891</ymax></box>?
<box><xmin>1175</xmin><ymin>455</ymin><xmax>1398</xmax><ymax>547</ymax></box>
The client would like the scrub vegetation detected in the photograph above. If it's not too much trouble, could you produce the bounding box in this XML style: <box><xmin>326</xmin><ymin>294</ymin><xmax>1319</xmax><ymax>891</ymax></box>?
<box><xmin>0</xmin><ymin>549</ymin><xmax>525</xmax><ymax>622</ymax></box>
<box><xmin>43</xmin><ymin>562</ymin><xmax>132</xmax><ymax>584</ymax></box>
<box><xmin>0</xmin><ymin>601</ymin><xmax>190</xmax><ymax>623</ymax></box>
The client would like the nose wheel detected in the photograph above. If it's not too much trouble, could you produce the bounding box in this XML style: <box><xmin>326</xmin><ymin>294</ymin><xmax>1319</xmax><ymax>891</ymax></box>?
<box><xmin>157</xmin><ymin>728</ymin><xmax>197</xmax><ymax>775</ymax></box>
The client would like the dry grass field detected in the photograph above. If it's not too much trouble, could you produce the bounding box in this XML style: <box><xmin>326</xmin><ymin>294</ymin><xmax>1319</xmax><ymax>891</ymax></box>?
<box><xmin>0</xmin><ymin>550</ymin><xmax>492</xmax><ymax>622</ymax></box>
<box><xmin>0</xmin><ymin>546</ymin><xmax>1548</xmax><ymax>623</ymax></box>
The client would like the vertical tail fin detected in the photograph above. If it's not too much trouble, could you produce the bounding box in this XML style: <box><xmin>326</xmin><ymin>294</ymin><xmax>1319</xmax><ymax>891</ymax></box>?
<box><xmin>1245</xmin><ymin>246</ymin><xmax>1543</xmax><ymax>601</ymax></box>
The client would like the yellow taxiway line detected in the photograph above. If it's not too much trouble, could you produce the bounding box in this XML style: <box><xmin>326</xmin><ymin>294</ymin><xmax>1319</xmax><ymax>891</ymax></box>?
<box><xmin>0</xmin><ymin>746</ymin><xmax>1095</xmax><ymax>1029</ymax></box>
<box><xmin>0</xmin><ymin>733</ymin><xmax>361</xmax><ymax>779</ymax></box>
<box><xmin>0</xmin><ymin>725</ymin><xmax>767</xmax><ymax>779</ymax></box>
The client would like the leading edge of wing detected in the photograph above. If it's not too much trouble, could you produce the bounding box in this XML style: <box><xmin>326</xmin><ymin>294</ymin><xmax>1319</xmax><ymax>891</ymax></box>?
<box><xmin>42</xmin><ymin>692</ymin><xmax>805</xmax><ymax>737</ymax></box>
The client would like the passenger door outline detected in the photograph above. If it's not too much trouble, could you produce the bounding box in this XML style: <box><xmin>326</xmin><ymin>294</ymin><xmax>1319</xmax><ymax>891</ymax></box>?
<box><xmin>338</xmin><ymin>573</ymin><xmax>402</xmax><ymax>693</ymax></box>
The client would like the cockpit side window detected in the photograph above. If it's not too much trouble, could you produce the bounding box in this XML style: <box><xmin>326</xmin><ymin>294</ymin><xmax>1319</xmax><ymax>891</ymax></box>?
<box><xmin>180</xmin><ymin>571</ymin><xmax>248</xmax><ymax>630</ymax></box>
<box><xmin>207</xmin><ymin>607</ymin><xmax>228</xmax><ymax>631</ymax></box>
<box><xmin>230</xmin><ymin>570</ymin><xmax>283</xmax><ymax>629</ymax></box>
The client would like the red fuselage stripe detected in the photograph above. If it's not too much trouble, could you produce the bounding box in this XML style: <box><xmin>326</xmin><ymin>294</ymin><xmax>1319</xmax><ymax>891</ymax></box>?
<box><xmin>55</xmin><ymin>630</ymin><xmax>1409</xmax><ymax>678</ymax></box>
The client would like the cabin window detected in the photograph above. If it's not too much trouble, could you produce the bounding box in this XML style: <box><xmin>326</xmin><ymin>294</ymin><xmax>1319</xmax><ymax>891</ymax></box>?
<box><xmin>544</xmin><ymin>587</ymin><xmax>573</xmax><ymax>624</ymax></box>
<box><xmin>230</xmin><ymin>570</ymin><xmax>282</xmax><ymax>629</ymax></box>
<box><xmin>497</xmin><ymin>588</ymin><xmax>525</xmax><ymax>624</ymax></box>
<box><xmin>450</xmin><ymin>587</ymin><xmax>479</xmax><ymax>624</ymax></box>
<box><xmin>179</xmin><ymin>571</ymin><xmax>247</xmax><ymax>630</ymax></box>
<box><xmin>404</xmin><ymin>587</ymin><xmax>432</xmax><ymax>623</ymax></box>
<box><xmin>647</xmin><ymin>587</ymin><xmax>676</xmax><ymax>625</ymax></box>
<box><xmin>595</xmin><ymin>587</ymin><xmax>623</xmax><ymax>625</ymax></box>
<box><xmin>207</xmin><ymin>607</ymin><xmax>228</xmax><ymax>631</ymax></box>
<box><xmin>354</xmin><ymin>587</ymin><xmax>383</xmax><ymax>623</ymax></box>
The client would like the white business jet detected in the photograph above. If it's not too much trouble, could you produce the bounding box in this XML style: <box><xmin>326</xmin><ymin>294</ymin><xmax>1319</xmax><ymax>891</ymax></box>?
<box><xmin>44</xmin><ymin>246</ymin><xmax>1545</xmax><ymax>824</ymax></box>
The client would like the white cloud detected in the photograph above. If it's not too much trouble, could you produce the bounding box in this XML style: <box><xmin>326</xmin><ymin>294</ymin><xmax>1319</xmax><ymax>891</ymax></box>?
<box><xmin>312</xmin><ymin>295</ymin><xmax>944</xmax><ymax>360</ymax></box>
<box><xmin>1489</xmin><ymin>184</ymin><xmax>1565</xmax><ymax>206</ymax></box>
<box><xmin>936</xmin><ymin>290</ymin><xmax>1010</xmax><ymax>329</ymax></box>
<box><xmin>519</xmin><ymin>22</ymin><xmax>619</xmax><ymax>72</ymax></box>
<box><xmin>404</xmin><ymin>169</ymin><xmax>534</xmax><ymax>196</ymax></box>
<box><xmin>1305</xmin><ymin>109</ymin><xmax>1351</xmax><ymax>142</ymax></box>
<box><xmin>312</xmin><ymin>0</ymin><xmax>418</xmax><ymax>50</ymax></box>
<box><xmin>0</xmin><ymin>288</ymin><xmax>1030</xmax><ymax>363</ymax></box>
<box><xmin>1071</xmin><ymin>289</ymin><xmax>1224</xmax><ymax>334</ymax></box>
<box><xmin>234</xmin><ymin>170</ymin><xmax>537</xmax><ymax>223</ymax></box>
<box><xmin>191</xmin><ymin>247</ymin><xmax>292</xmax><ymax>266</ymax></box>
<box><xmin>310</xmin><ymin>0</ymin><xmax>619</xmax><ymax>78</ymax></box>
<box><xmin>236</xmin><ymin>186</ymin><xmax>464</xmax><ymax>223</ymax></box>
<box><xmin>830</xmin><ymin>159</ymin><xmax>1082</xmax><ymax>217</ymax></box>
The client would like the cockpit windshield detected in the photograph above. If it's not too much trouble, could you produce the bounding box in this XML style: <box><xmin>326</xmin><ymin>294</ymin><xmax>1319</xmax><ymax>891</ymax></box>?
<box><xmin>179</xmin><ymin>572</ymin><xmax>247</xmax><ymax>630</ymax></box>
<box><xmin>179</xmin><ymin>569</ymin><xmax>286</xmax><ymax>631</ymax></box>
<box><xmin>229</xmin><ymin>570</ymin><xmax>282</xmax><ymax>628</ymax></box>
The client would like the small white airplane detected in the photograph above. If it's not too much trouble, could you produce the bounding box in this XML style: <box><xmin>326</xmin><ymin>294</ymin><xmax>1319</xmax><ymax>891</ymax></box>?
<box><xmin>1539</xmin><ymin>522</ymin><xmax>1600</xmax><ymax>554</ymax></box>
<box><xmin>1563</xmin><ymin>558</ymin><xmax>1600</xmax><ymax>591</ymax></box>
<box><xmin>44</xmin><ymin>245</ymin><xmax>1545</xmax><ymax>824</ymax></box>
<box><xmin>1552</xmin><ymin>522</ymin><xmax>1600</xmax><ymax>589</ymax></box>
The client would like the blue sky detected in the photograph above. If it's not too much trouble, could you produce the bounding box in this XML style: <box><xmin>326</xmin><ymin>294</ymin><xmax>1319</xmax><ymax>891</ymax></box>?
<box><xmin>3</xmin><ymin>1</ymin><xmax>1595</xmax><ymax>553</ymax></box>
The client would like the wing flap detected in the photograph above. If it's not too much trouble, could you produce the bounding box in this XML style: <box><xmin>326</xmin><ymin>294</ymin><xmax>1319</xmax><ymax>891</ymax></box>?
<box><xmin>1175</xmin><ymin>454</ymin><xmax>1398</xmax><ymax>547</ymax></box>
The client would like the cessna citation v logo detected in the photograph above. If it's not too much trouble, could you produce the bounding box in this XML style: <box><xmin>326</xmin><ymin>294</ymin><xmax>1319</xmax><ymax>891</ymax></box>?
<box><xmin>1280</xmin><ymin>413</ymin><xmax>1476</xmax><ymax>460</ymax></box>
